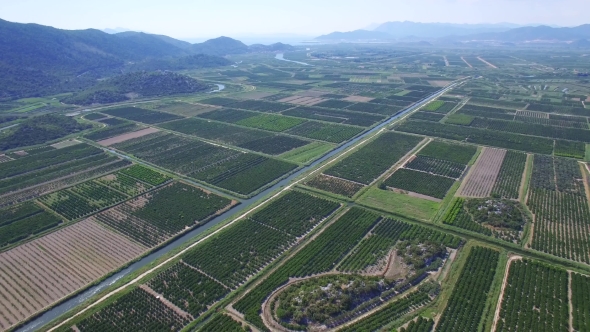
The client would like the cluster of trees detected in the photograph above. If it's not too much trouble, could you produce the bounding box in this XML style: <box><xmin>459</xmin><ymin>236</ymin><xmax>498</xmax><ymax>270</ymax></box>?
<box><xmin>0</xmin><ymin>114</ymin><xmax>91</xmax><ymax>151</ymax></box>
<box><xmin>63</xmin><ymin>71</ymin><xmax>210</xmax><ymax>105</ymax></box>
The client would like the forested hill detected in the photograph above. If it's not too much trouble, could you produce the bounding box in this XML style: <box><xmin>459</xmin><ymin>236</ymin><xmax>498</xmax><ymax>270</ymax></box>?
<box><xmin>62</xmin><ymin>71</ymin><xmax>211</xmax><ymax>105</ymax></box>
<box><xmin>0</xmin><ymin>18</ymin><xmax>292</xmax><ymax>100</ymax></box>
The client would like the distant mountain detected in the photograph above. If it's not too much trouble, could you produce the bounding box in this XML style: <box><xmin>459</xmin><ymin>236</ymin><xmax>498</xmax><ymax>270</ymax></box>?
<box><xmin>249</xmin><ymin>42</ymin><xmax>296</xmax><ymax>52</ymax></box>
<box><xmin>462</xmin><ymin>25</ymin><xmax>590</xmax><ymax>42</ymax></box>
<box><xmin>315</xmin><ymin>30</ymin><xmax>393</xmax><ymax>41</ymax></box>
<box><xmin>116</xmin><ymin>31</ymin><xmax>193</xmax><ymax>50</ymax></box>
<box><xmin>570</xmin><ymin>39</ymin><xmax>590</xmax><ymax>48</ymax></box>
<box><xmin>374</xmin><ymin>21</ymin><xmax>515</xmax><ymax>38</ymax></box>
<box><xmin>102</xmin><ymin>27</ymin><xmax>133</xmax><ymax>34</ymax></box>
<box><xmin>0</xmin><ymin>19</ymin><xmax>293</xmax><ymax>99</ymax></box>
<box><xmin>191</xmin><ymin>36</ymin><xmax>249</xmax><ymax>55</ymax></box>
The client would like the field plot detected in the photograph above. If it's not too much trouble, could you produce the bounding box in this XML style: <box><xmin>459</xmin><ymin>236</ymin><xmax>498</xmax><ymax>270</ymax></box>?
<box><xmin>571</xmin><ymin>273</ymin><xmax>590</xmax><ymax>332</ymax></box>
<box><xmin>0</xmin><ymin>219</ymin><xmax>146</xmax><ymax>331</ymax></box>
<box><xmin>143</xmin><ymin>101</ymin><xmax>218</xmax><ymax>117</ymax></box>
<box><xmin>0</xmin><ymin>202</ymin><xmax>62</xmax><ymax>248</ymax></box>
<box><xmin>83</xmin><ymin>113</ymin><xmax>106</xmax><ymax>121</ymax></box>
<box><xmin>490</xmin><ymin>151</ymin><xmax>527</xmax><ymax>199</ymax></box>
<box><xmin>495</xmin><ymin>259</ymin><xmax>569</xmax><ymax>332</ymax></box>
<box><xmin>71</xmin><ymin>287</ymin><xmax>191</xmax><ymax>332</ymax></box>
<box><xmin>234</xmin><ymin>208</ymin><xmax>380</xmax><ymax>329</ymax></box>
<box><xmin>102</xmin><ymin>107</ymin><xmax>183</xmax><ymax>124</ymax></box>
<box><xmin>111</xmin><ymin>132</ymin><xmax>297</xmax><ymax>195</ymax></box>
<box><xmin>39</xmin><ymin>180</ymin><xmax>128</xmax><ymax>220</ymax></box>
<box><xmin>325</xmin><ymin>132</ymin><xmax>422</xmax><ymax>184</ymax></box>
<box><xmin>160</xmin><ymin>117</ymin><xmax>270</xmax><ymax>145</ymax></box>
<box><xmin>554</xmin><ymin>140</ymin><xmax>585</xmax><ymax>159</ymax></box>
<box><xmin>314</xmin><ymin>99</ymin><xmax>356</xmax><ymax>109</ymax></box>
<box><xmin>286</xmin><ymin>121</ymin><xmax>363</xmax><ymax>143</ymax></box>
<box><xmin>198</xmin><ymin>314</ymin><xmax>248</xmax><ymax>331</ymax></box>
<box><xmin>98</xmin><ymin>117</ymin><xmax>127</xmax><ymax>126</ymax></box>
<box><xmin>405</xmin><ymin>156</ymin><xmax>466</xmax><ymax>179</ymax></box>
<box><xmin>118</xmin><ymin>164</ymin><xmax>171</xmax><ymax>185</ymax></box>
<box><xmin>418</xmin><ymin>141</ymin><xmax>477</xmax><ymax>164</ymax></box>
<box><xmin>180</xmin><ymin>192</ymin><xmax>339</xmax><ymax>289</ymax></box>
<box><xmin>347</xmin><ymin>102</ymin><xmax>402</xmax><ymax>116</ymax></box>
<box><xmin>305</xmin><ymin>174</ymin><xmax>365</xmax><ymax>197</ymax></box>
<box><xmin>230</xmin><ymin>100</ymin><xmax>293</xmax><ymax>113</ymax></box>
<box><xmin>383</xmin><ymin>168</ymin><xmax>455</xmax><ymax>200</ymax></box>
<box><xmin>283</xmin><ymin>106</ymin><xmax>385</xmax><ymax>127</ymax></box>
<box><xmin>279</xmin><ymin>96</ymin><xmax>328</xmax><ymax>106</ymax></box>
<box><xmin>84</xmin><ymin>123</ymin><xmax>142</xmax><ymax>142</ymax></box>
<box><xmin>528</xmin><ymin>155</ymin><xmax>590</xmax><ymax>263</ymax></box>
<box><xmin>235</xmin><ymin>113</ymin><xmax>306</xmax><ymax>132</ymax></box>
<box><xmin>0</xmin><ymin>144</ymin><xmax>131</xmax><ymax>206</ymax></box>
<box><xmin>421</xmin><ymin>100</ymin><xmax>457</xmax><ymax>114</ymax></box>
<box><xmin>198</xmin><ymin>108</ymin><xmax>258</xmax><ymax>123</ymax></box>
<box><xmin>435</xmin><ymin>247</ymin><xmax>499</xmax><ymax>332</ymax></box>
<box><xmin>96</xmin><ymin>127</ymin><xmax>159</xmax><ymax>146</ymax></box>
<box><xmin>96</xmin><ymin>182</ymin><xmax>234</xmax><ymax>247</ymax></box>
<box><xmin>410</xmin><ymin>111</ymin><xmax>445</xmax><ymax>122</ymax></box>
<box><xmin>338</xmin><ymin>218</ymin><xmax>461</xmax><ymax>273</ymax></box>
<box><xmin>459</xmin><ymin>148</ymin><xmax>506</xmax><ymax>198</ymax></box>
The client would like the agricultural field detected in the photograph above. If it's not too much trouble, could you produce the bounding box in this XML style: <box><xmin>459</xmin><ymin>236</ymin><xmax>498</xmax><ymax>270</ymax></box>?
<box><xmin>490</xmin><ymin>151</ymin><xmax>527</xmax><ymax>199</ymax></box>
<box><xmin>0</xmin><ymin>144</ymin><xmax>131</xmax><ymax>206</ymax></box>
<box><xmin>95</xmin><ymin>182</ymin><xmax>235</xmax><ymax>247</ymax></box>
<box><xmin>304</xmin><ymin>173</ymin><xmax>365</xmax><ymax>198</ymax></box>
<box><xmin>0</xmin><ymin>219</ymin><xmax>147</xmax><ymax>330</ymax></box>
<box><xmin>325</xmin><ymin>132</ymin><xmax>422</xmax><ymax>184</ymax></box>
<box><xmin>12</xmin><ymin>47</ymin><xmax>590</xmax><ymax>332</ymax></box>
<box><xmin>495</xmin><ymin>259</ymin><xmax>569</xmax><ymax>332</ymax></box>
<box><xmin>102</xmin><ymin>106</ymin><xmax>183</xmax><ymax>124</ymax></box>
<box><xmin>283</xmin><ymin>106</ymin><xmax>385</xmax><ymax>127</ymax></box>
<box><xmin>0</xmin><ymin>202</ymin><xmax>62</xmax><ymax>248</ymax></box>
<box><xmin>383</xmin><ymin>168</ymin><xmax>456</xmax><ymax>200</ymax></box>
<box><xmin>111</xmin><ymin>132</ymin><xmax>297</xmax><ymax>195</ymax></box>
<box><xmin>527</xmin><ymin>155</ymin><xmax>590</xmax><ymax>263</ymax></box>
<box><xmin>435</xmin><ymin>247</ymin><xmax>499</xmax><ymax>332</ymax></box>
<box><xmin>459</xmin><ymin>148</ymin><xmax>506</xmax><ymax>198</ymax></box>
<box><xmin>285</xmin><ymin>121</ymin><xmax>364</xmax><ymax>143</ymax></box>
<box><xmin>396</xmin><ymin>120</ymin><xmax>555</xmax><ymax>155</ymax></box>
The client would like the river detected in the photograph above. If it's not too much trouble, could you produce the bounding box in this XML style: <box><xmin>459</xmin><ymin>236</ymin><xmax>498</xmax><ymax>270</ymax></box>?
<box><xmin>18</xmin><ymin>80</ymin><xmax>463</xmax><ymax>332</ymax></box>
<box><xmin>275</xmin><ymin>53</ymin><xmax>312</xmax><ymax>66</ymax></box>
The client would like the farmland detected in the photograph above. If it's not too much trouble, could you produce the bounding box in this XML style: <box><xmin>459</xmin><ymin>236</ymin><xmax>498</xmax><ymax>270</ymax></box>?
<box><xmin>305</xmin><ymin>174</ymin><xmax>365</xmax><ymax>197</ymax></box>
<box><xmin>0</xmin><ymin>219</ymin><xmax>146</xmax><ymax>330</ymax></box>
<box><xmin>325</xmin><ymin>132</ymin><xmax>422</xmax><ymax>184</ymax></box>
<box><xmin>528</xmin><ymin>155</ymin><xmax>590</xmax><ymax>263</ymax></box>
<box><xmin>384</xmin><ymin>168</ymin><xmax>456</xmax><ymax>200</ymax></box>
<box><xmin>435</xmin><ymin>247</ymin><xmax>499</xmax><ymax>332</ymax></box>
<box><xmin>459</xmin><ymin>148</ymin><xmax>506</xmax><ymax>198</ymax></box>
<box><xmin>496</xmin><ymin>259</ymin><xmax>569</xmax><ymax>331</ymax></box>
<box><xmin>102</xmin><ymin>107</ymin><xmax>183</xmax><ymax>124</ymax></box>
<box><xmin>111</xmin><ymin>132</ymin><xmax>297</xmax><ymax>195</ymax></box>
<box><xmin>8</xmin><ymin>46</ymin><xmax>590</xmax><ymax>332</ymax></box>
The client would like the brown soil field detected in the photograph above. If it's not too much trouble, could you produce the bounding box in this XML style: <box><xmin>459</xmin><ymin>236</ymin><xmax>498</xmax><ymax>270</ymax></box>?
<box><xmin>459</xmin><ymin>148</ymin><xmax>507</xmax><ymax>198</ymax></box>
<box><xmin>0</xmin><ymin>155</ymin><xmax>13</xmax><ymax>163</ymax></box>
<box><xmin>97</xmin><ymin>127</ymin><xmax>160</xmax><ymax>146</ymax></box>
<box><xmin>388</xmin><ymin>187</ymin><xmax>443</xmax><ymax>202</ymax></box>
<box><xmin>279</xmin><ymin>96</ymin><xmax>328</xmax><ymax>106</ymax></box>
<box><xmin>50</xmin><ymin>139</ymin><xmax>81</xmax><ymax>149</ymax></box>
<box><xmin>0</xmin><ymin>219</ymin><xmax>146</xmax><ymax>331</ymax></box>
<box><xmin>343</xmin><ymin>96</ymin><xmax>373</xmax><ymax>103</ymax></box>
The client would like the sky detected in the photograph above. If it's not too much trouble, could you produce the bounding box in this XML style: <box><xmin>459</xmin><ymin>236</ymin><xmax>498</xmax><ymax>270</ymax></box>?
<box><xmin>0</xmin><ymin>0</ymin><xmax>587</xmax><ymax>40</ymax></box>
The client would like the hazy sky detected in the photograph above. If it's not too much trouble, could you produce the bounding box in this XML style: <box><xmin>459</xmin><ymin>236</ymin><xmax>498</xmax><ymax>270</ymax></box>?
<box><xmin>0</xmin><ymin>0</ymin><xmax>586</xmax><ymax>39</ymax></box>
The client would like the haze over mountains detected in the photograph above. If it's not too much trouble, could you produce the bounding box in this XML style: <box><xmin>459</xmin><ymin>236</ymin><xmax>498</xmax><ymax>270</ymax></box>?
<box><xmin>315</xmin><ymin>21</ymin><xmax>590</xmax><ymax>44</ymax></box>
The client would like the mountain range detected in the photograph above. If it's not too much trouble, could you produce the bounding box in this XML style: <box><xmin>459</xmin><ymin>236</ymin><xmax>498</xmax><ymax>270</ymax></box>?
<box><xmin>0</xmin><ymin>18</ymin><xmax>294</xmax><ymax>99</ymax></box>
<box><xmin>315</xmin><ymin>21</ymin><xmax>590</xmax><ymax>44</ymax></box>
